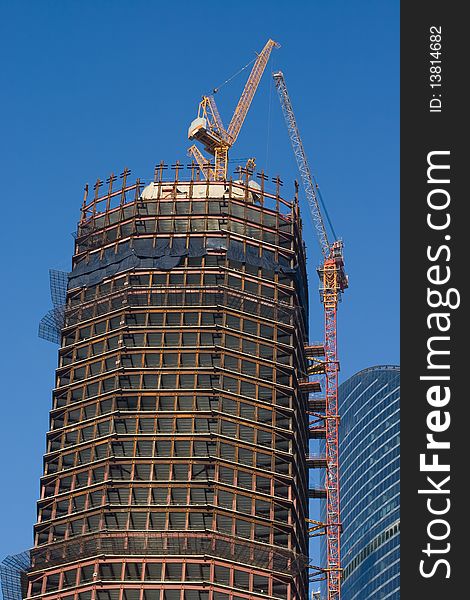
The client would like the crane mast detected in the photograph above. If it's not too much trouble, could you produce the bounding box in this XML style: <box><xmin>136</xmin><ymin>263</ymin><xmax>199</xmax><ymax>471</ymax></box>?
<box><xmin>188</xmin><ymin>39</ymin><xmax>279</xmax><ymax>180</ymax></box>
<box><xmin>273</xmin><ymin>70</ymin><xmax>348</xmax><ymax>600</ymax></box>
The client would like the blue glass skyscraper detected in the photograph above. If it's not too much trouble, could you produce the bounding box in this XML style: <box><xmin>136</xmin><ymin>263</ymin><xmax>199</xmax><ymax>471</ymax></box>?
<box><xmin>321</xmin><ymin>365</ymin><xmax>400</xmax><ymax>598</ymax></box>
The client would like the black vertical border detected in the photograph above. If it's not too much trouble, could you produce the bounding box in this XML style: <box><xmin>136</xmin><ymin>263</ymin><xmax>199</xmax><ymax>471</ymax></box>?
<box><xmin>401</xmin><ymin>2</ymin><xmax>466</xmax><ymax>597</ymax></box>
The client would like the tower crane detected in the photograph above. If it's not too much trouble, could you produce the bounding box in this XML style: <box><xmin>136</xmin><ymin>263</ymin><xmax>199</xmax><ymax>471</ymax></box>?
<box><xmin>187</xmin><ymin>39</ymin><xmax>279</xmax><ymax>181</ymax></box>
<box><xmin>273</xmin><ymin>71</ymin><xmax>348</xmax><ymax>600</ymax></box>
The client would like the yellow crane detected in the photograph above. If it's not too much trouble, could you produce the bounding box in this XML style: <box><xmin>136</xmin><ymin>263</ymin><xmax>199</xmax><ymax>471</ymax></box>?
<box><xmin>187</xmin><ymin>39</ymin><xmax>280</xmax><ymax>180</ymax></box>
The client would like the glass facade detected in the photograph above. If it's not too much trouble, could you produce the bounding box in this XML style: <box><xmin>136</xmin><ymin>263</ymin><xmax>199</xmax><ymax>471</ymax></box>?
<box><xmin>321</xmin><ymin>365</ymin><xmax>400</xmax><ymax>599</ymax></box>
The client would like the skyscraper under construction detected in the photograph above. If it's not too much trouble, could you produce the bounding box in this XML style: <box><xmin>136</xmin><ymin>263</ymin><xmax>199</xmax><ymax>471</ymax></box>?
<box><xmin>24</xmin><ymin>167</ymin><xmax>312</xmax><ymax>600</ymax></box>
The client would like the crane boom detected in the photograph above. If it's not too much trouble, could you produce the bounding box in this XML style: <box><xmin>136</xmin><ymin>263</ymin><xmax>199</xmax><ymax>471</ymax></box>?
<box><xmin>227</xmin><ymin>39</ymin><xmax>280</xmax><ymax>142</ymax></box>
<box><xmin>188</xmin><ymin>39</ymin><xmax>279</xmax><ymax>181</ymax></box>
<box><xmin>273</xmin><ymin>70</ymin><xmax>347</xmax><ymax>600</ymax></box>
<box><xmin>273</xmin><ymin>71</ymin><xmax>330</xmax><ymax>258</ymax></box>
<box><xmin>187</xmin><ymin>144</ymin><xmax>215</xmax><ymax>180</ymax></box>
<box><xmin>206</xmin><ymin>94</ymin><xmax>228</xmax><ymax>141</ymax></box>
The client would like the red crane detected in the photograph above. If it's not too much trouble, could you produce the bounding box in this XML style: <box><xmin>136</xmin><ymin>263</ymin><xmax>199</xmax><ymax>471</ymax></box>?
<box><xmin>273</xmin><ymin>71</ymin><xmax>348</xmax><ymax>599</ymax></box>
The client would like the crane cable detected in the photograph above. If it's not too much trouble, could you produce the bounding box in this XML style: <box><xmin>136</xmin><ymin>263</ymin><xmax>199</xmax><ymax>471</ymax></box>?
<box><xmin>265</xmin><ymin>54</ymin><xmax>275</xmax><ymax>172</ymax></box>
<box><xmin>311</xmin><ymin>173</ymin><xmax>338</xmax><ymax>242</ymax></box>
<box><xmin>211</xmin><ymin>56</ymin><xmax>257</xmax><ymax>95</ymax></box>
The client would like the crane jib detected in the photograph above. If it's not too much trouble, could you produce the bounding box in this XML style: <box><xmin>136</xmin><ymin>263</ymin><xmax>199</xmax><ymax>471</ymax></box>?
<box><xmin>187</xmin><ymin>39</ymin><xmax>279</xmax><ymax>181</ymax></box>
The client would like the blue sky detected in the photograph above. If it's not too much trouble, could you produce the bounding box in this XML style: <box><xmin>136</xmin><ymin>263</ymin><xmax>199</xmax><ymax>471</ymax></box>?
<box><xmin>0</xmin><ymin>0</ymin><xmax>399</xmax><ymax>583</ymax></box>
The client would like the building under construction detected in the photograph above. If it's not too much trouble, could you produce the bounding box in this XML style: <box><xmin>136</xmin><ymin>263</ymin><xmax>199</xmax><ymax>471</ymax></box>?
<box><xmin>27</xmin><ymin>166</ymin><xmax>311</xmax><ymax>600</ymax></box>
<box><xmin>1</xmin><ymin>39</ymin><xmax>347</xmax><ymax>600</ymax></box>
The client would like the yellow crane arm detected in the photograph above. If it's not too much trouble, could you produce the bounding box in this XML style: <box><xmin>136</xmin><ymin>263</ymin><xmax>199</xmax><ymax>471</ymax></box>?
<box><xmin>227</xmin><ymin>39</ymin><xmax>280</xmax><ymax>143</ymax></box>
<box><xmin>205</xmin><ymin>95</ymin><xmax>228</xmax><ymax>141</ymax></box>
<box><xmin>187</xmin><ymin>145</ymin><xmax>215</xmax><ymax>180</ymax></box>
<box><xmin>187</xmin><ymin>38</ymin><xmax>279</xmax><ymax>181</ymax></box>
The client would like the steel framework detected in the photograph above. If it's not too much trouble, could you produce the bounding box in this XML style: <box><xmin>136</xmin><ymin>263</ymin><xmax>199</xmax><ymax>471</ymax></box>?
<box><xmin>273</xmin><ymin>71</ymin><xmax>348</xmax><ymax>599</ymax></box>
<box><xmin>27</xmin><ymin>165</ymin><xmax>312</xmax><ymax>600</ymax></box>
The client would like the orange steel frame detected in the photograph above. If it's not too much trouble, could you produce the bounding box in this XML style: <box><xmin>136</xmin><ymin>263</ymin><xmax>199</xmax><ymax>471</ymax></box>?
<box><xmin>27</xmin><ymin>165</ymin><xmax>312</xmax><ymax>600</ymax></box>
<box><xmin>321</xmin><ymin>258</ymin><xmax>342</xmax><ymax>599</ymax></box>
